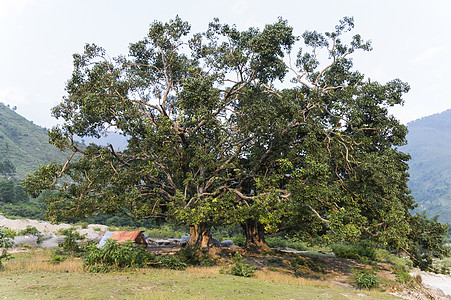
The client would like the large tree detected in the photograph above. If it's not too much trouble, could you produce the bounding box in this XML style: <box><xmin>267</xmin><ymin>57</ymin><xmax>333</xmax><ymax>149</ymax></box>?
<box><xmin>24</xmin><ymin>17</ymin><xmax>448</xmax><ymax>264</ymax></box>
<box><xmin>24</xmin><ymin>17</ymin><xmax>297</xmax><ymax>248</ymax></box>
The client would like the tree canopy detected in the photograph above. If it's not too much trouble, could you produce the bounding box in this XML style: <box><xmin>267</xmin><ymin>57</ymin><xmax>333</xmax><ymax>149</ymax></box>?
<box><xmin>23</xmin><ymin>16</ymin><xmax>448</xmax><ymax>269</ymax></box>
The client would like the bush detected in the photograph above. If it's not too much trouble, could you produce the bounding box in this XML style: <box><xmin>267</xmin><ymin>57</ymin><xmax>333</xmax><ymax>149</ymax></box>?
<box><xmin>156</xmin><ymin>255</ymin><xmax>187</xmax><ymax>270</ymax></box>
<box><xmin>266</xmin><ymin>236</ymin><xmax>307</xmax><ymax>251</ymax></box>
<box><xmin>230</xmin><ymin>234</ymin><xmax>245</xmax><ymax>246</ymax></box>
<box><xmin>176</xmin><ymin>245</ymin><xmax>215</xmax><ymax>266</ymax></box>
<box><xmin>49</xmin><ymin>252</ymin><xmax>67</xmax><ymax>264</ymax></box>
<box><xmin>0</xmin><ymin>226</ymin><xmax>13</xmax><ymax>270</ymax></box>
<box><xmin>18</xmin><ymin>226</ymin><xmax>45</xmax><ymax>244</ymax></box>
<box><xmin>221</xmin><ymin>252</ymin><xmax>256</xmax><ymax>277</ymax></box>
<box><xmin>354</xmin><ymin>270</ymin><xmax>379</xmax><ymax>289</ymax></box>
<box><xmin>76</xmin><ymin>222</ymin><xmax>89</xmax><ymax>229</ymax></box>
<box><xmin>331</xmin><ymin>242</ymin><xmax>376</xmax><ymax>262</ymax></box>
<box><xmin>57</xmin><ymin>227</ymin><xmax>86</xmax><ymax>256</ymax></box>
<box><xmin>83</xmin><ymin>239</ymin><xmax>151</xmax><ymax>272</ymax></box>
<box><xmin>1</xmin><ymin>227</ymin><xmax>16</xmax><ymax>239</ymax></box>
<box><xmin>392</xmin><ymin>265</ymin><xmax>413</xmax><ymax>283</ymax></box>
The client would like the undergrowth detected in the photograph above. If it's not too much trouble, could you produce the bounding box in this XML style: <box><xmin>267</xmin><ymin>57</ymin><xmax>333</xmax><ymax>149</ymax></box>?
<box><xmin>221</xmin><ymin>252</ymin><xmax>256</xmax><ymax>277</ymax></box>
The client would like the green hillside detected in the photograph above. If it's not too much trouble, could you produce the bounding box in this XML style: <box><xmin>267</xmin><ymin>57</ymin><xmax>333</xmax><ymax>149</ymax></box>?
<box><xmin>0</xmin><ymin>103</ymin><xmax>67</xmax><ymax>178</ymax></box>
<box><xmin>402</xmin><ymin>109</ymin><xmax>451</xmax><ymax>224</ymax></box>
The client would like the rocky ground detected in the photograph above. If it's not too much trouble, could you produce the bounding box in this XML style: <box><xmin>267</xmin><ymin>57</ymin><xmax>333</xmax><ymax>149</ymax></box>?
<box><xmin>0</xmin><ymin>214</ymin><xmax>108</xmax><ymax>241</ymax></box>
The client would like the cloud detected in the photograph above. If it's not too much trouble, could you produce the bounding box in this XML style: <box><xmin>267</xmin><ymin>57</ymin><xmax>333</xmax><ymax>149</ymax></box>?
<box><xmin>411</xmin><ymin>46</ymin><xmax>445</xmax><ymax>64</ymax></box>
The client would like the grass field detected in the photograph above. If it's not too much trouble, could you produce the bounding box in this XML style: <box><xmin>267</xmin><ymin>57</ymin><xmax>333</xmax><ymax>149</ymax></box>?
<box><xmin>0</xmin><ymin>249</ymin><xmax>401</xmax><ymax>299</ymax></box>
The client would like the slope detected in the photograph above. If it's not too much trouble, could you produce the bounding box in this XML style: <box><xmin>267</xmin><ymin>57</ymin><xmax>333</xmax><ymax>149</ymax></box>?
<box><xmin>0</xmin><ymin>103</ymin><xmax>67</xmax><ymax>178</ymax></box>
<box><xmin>402</xmin><ymin>109</ymin><xmax>451</xmax><ymax>224</ymax></box>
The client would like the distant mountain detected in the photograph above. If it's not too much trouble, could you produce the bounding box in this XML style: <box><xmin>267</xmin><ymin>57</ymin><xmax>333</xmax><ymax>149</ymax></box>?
<box><xmin>0</xmin><ymin>103</ymin><xmax>68</xmax><ymax>178</ymax></box>
<box><xmin>401</xmin><ymin>109</ymin><xmax>451</xmax><ymax>224</ymax></box>
<box><xmin>75</xmin><ymin>131</ymin><xmax>128</xmax><ymax>151</ymax></box>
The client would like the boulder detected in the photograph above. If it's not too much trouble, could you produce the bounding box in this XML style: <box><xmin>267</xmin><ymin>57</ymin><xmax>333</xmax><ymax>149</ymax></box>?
<box><xmin>220</xmin><ymin>240</ymin><xmax>234</xmax><ymax>247</ymax></box>
<box><xmin>39</xmin><ymin>235</ymin><xmax>66</xmax><ymax>248</ymax></box>
<box><xmin>13</xmin><ymin>236</ymin><xmax>38</xmax><ymax>247</ymax></box>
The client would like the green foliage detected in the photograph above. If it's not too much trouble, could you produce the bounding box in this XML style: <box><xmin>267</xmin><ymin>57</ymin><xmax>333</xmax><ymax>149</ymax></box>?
<box><xmin>0</xmin><ymin>227</ymin><xmax>16</xmax><ymax>239</ymax></box>
<box><xmin>221</xmin><ymin>252</ymin><xmax>256</xmax><ymax>277</ymax></box>
<box><xmin>0</xmin><ymin>177</ymin><xmax>48</xmax><ymax>220</ymax></box>
<box><xmin>0</xmin><ymin>159</ymin><xmax>16</xmax><ymax>176</ymax></box>
<box><xmin>83</xmin><ymin>239</ymin><xmax>151</xmax><ymax>272</ymax></box>
<box><xmin>18</xmin><ymin>226</ymin><xmax>45</xmax><ymax>244</ymax></box>
<box><xmin>391</xmin><ymin>265</ymin><xmax>412</xmax><ymax>284</ymax></box>
<box><xmin>176</xmin><ymin>245</ymin><xmax>215</xmax><ymax>267</ymax></box>
<box><xmin>354</xmin><ymin>270</ymin><xmax>379</xmax><ymax>290</ymax></box>
<box><xmin>0</xmin><ymin>226</ymin><xmax>13</xmax><ymax>270</ymax></box>
<box><xmin>407</xmin><ymin>211</ymin><xmax>449</xmax><ymax>272</ymax></box>
<box><xmin>18</xmin><ymin>226</ymin><xmax>41</xmax><ymax>236</ymax></box>
<box><xmin>57</xmin><ymin>227</ymin><xmax>87</xmax><ymax>256</ymax></box>
<box><xmin>144</xmin><ymin>225</ymin><xmax>186</xmax><ymax>239</ymax></box>
<box><xmin>266</xmin><ymin>236</ymin><xmax>307</xmax><ymax>251</ymax></box>
<box><xmin>0</xmin><ymin>103</ymin><xmax>69</xmax><ymax>179</ymax></box>
<box><xmin>76</xmin><ymin>222</ymin><xmax>89</xmax><ymax>229</ymax></box>
<box><xmin>229</xmin><ymin>234</ymin><xmax>246</xmax><ymax>247</ymax></box>
<box><xmin>49</xmin><ymin>252</ymin><xmax>67</xmax><ymax>264</ymax></box>
<box><xmin>331</xmin><ymin>242</ymin><xmax>376</xmax><ymax>262</ymax></box>
<box><xmin>155</xmin><ymin>255</ymin><xmax>187</xmax><ymax>270</ymax></box>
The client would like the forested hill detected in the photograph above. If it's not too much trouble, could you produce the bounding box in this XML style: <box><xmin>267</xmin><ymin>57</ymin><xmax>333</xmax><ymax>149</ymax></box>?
<box><xmin>402</xmin><ymin>109</ymin><xmax>451</xmax><ymax>224</ymax></box>
<box><xmin>0</xmin><ymin>103</ymin><xmax>67</xmax><ymax>178</ymax></box>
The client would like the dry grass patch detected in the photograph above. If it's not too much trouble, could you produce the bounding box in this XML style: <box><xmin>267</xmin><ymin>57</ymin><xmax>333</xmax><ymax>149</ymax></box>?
<box><xmin>254</xmin><ymin>268</ymin><xmax>331</xmax><ymax>287</ymax></box>
<box><xmin>5</xmin><ymin>248</ymin><xmax>83</xmax><ymax>272</ymax></box>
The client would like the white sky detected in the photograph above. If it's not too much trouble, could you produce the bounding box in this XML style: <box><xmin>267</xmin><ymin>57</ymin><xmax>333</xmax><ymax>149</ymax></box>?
<box><xmin>0</xmin><ymin>0</ymin><xmax>450</xmax><ymax>128</ymax></box>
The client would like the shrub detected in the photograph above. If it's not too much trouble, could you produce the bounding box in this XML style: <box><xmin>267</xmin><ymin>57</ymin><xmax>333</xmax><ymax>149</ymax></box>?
<box><xmin>18</xmin><ymin>226</ymin><xmax>45</xmax><ymax>244</ymax></box>
<box><xmin>266</xmin><ymin>236</ymin><xmax>307</xmax><ymax>251</ymax></box>
<box><xmin>156</xmin><ymin>255</ymin><xmax>187</xmax><ymax>270</ymax></box>
<box><xmin>176</xmin><ymin>245</ymin><xmax>201</xmax><ymax>266</ymax></box>
<box><xmin>331</xmin><ymin>242</ymin><xmax>376</xmax><ymax>262</ymax></box>
<box><xmin>0</xmin><ymin>226</ymin><xmax>13</xmax><ymax>270</ymax></box>
<box><xmin>392</xmin><ymin>265</ymin><xmax>413</xmax><ymax>283</ymax></box>
<box><xmin>18</xmin><ymin>225</ymin><xmax>41</xmax><ymax>236</ymax></box>
<box><xmin>221</xmin><ymin>252</ymin><xmax>256</xmax><ymax>277</ymax></box>
<box><xmin>83</xmin><ymin>239</ymin><xmax>151</xmax><ymax>272</ymax></box>
<box><xmin>176</xmin><ymin>245</ymin><xmax>215</xmax><ymax>267</ymax></box>
<box><xmin>1</xmin><ymin>227</ymin><xmax>16</xmax><ymax>239</ymax></box>
<box><xmin>57</xmin><ymin>227</ymin><xmax>86</xmax><ymax>256</ymax></box>
<box><xmin>354</xmin><ymin>270</ymin><xmax>379</xmax><ymax>289</ymax></box>
<box><xmin>76</xmin><ymin>222</ymin><xmax>89</xmax><ymax>229</ymax></box>
<box><xmin>230</xmin><ymin>234</ymin><xmax>245</xmax><ymax>246</ymax></box>
<box><xmin>49</xmin><ymin>252</ymin><xmax>67</xmax><ymax>264</ymax></box>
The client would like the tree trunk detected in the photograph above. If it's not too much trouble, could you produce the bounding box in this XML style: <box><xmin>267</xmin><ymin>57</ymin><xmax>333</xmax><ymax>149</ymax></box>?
<box><xmin>188</xmin><ymin>223</ymin><xmax>212</xmax><ymax>249</ymax></box>
<box><xmin>242</xmin><ymin>219</ymin><xmax>271</xmax><ymax>251</ymax></box>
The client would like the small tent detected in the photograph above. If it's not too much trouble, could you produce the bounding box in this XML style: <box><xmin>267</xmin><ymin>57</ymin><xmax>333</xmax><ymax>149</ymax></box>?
<box><xmin>98</xmin><ymin>231</ymin><xmax>148</xmax><ymax>247</ymax></box>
